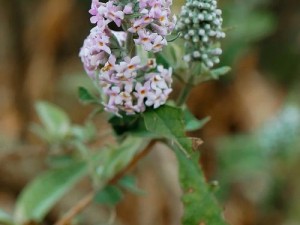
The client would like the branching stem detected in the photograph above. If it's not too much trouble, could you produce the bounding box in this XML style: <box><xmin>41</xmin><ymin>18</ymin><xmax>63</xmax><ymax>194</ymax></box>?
<box><xmin>54</xmin><ymin>140</ymin><xmax>156</xmax><ymax>225</ymax></box>
<box><xmin>176</xmin><ymin>62</ymin><xmax>200</xmax><ymax>106</ymax></box>
<box><xmin>126</xmin><ymin>30</ymin><xmax>135</xmax><ymax>57</ymax></box>
<box><xmin>176</xmin><ymin>72</ymin><xmax>195</xmax><ymax>106</ymax></box>
<box><xmin>54</xmin><ymin>191</ymin><xmax>95</xmax><ymax>225</ymax></box>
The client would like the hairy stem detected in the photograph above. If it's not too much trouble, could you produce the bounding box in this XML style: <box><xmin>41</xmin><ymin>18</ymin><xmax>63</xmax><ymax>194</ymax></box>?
<box><xmin>176</xmin><ymin>73</ymin><xmax>195</xmax><ymax>107</ymax></box>
<box><xmin>126</xmin><ymin>32</ymin><xmax>135</xmax><ymax>58</ymax></box>
<box><xmin>54</xmin><ymin>140</ymin><xmax>156</xmax><ymax>225</ymax></box>
<box><xmin>176</xmin><ymin>62</ymin><xmax>201</xmax><ymax>106</ymax></box>
<box><xmin>109</xmin><ymin>140</ymin><xmax>156</xmax><ymax>184</ymax></box>
<box><xmin>54</xmin><ymin>191</ymin><xmax>95</xmax><ymax>225</ymax></box>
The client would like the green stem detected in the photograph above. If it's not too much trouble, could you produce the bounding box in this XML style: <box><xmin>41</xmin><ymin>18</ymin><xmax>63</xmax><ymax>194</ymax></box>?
<box><xmin>54</xmin><ymin>140</ymin><xmax>157</xmax><ymax>225</ymax></box>
<box><xmin>126</xmin><ymin>32</ymin><xmax>135</xmax><ymax>57</ymax></box>
<box><xmin>176</xmin><ymin>61</ymin><xmax>203</xmax><ymax>106</ymax></box>
<box><xmin>176</xmin><ymin>72</ymin><xmax>195</xmax><ymax>106</ymax></box>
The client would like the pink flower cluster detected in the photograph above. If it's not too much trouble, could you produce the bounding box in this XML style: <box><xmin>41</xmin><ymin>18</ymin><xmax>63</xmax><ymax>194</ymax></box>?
<box><xmin>79</xmin><ymin>0</ymin><xmax>175</xmax><ymax>116</ymax></box>
<box><xmin>129</xmin><ymin>0</ymin><xmax>176</xmax><ymax>53</ymax></box>
<box><xmin>79</xmin><ymin>26</ymin><xmax>111</xmax><ymax>78</ymax></box>
<box><xmin>100</xmin><ymin>56</ymin><xmax>172</xmax><ymax>115</ymax></box>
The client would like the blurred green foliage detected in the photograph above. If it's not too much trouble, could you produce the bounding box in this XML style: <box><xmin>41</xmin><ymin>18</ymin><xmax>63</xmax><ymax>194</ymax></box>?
<box><xmin>219</xmin><ymin>0</ymin><xmax>300</xmax><ymax>86</ymax></box>
<box><xmin>220</xmin><ymin>0</ymin><xmax>276</xmax><ymax>67</ymax></box>
<box><xmin>216</xmin><ymin>103</ymin><xmax>300</xmax><ymax>224</ymax></box>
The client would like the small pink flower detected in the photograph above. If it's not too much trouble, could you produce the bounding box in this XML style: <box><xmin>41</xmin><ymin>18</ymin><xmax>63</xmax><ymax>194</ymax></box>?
<box><xmin>151</xmin><ymin>35</ymin><xmax>167</xmax><ymax>53</ymax></box>
<box><xmin>158</xmin><ymin>65</ymin><xmax>172</xmax><ymax>86</ymax></box>
<box><xmin>148</xmin><ymin>2</ymin><xmax>163</xmax><ymax>19</ymax></box>
<box><xmin>105</xmin><ymin>1</ymin><xmax>124</xmax><ymax>27</ymax></box>
<box><xmin>138</xmin><ymin>0</ymin><xmax>149</xmax><ymax>9</ymax></box>
<box><xmin>101</xmin><ymin>55</ymin><xmax>116</xmax><ymax>73</ymax></box>
<box><xmin>134</xmin><ymin>82</ymin><xmax>148</xmax><ymax>106</ymax></box>
<box><xmin>134</xmin><ymin>29</ymin><xmax>153</xmax><ymax>51</ymax></box>
<box><xmin>123</xmin><ymin>4</ymin><xmax>133</xmax><ymax>14</ymax></box>
<box><xmin>151</xmin><ymin>23</ymin><xmax>168</xmax><ymax>36</ymax></box>
<box><xmin>115</xmin><ymin>56</ymin><xmax>141</xmax><ymax>79</ymax></box>
<box><xmin>115</xmin><ymin>91</ymin><xmax>132</xmax><ymax>105</ymax></box>
<box><xmin>145</xmin><ymin>91</ymin><xmax>162</xmax><ymax>109</ymax></box>
<box><xmin>128</xmin><ymin>18</ymin><xmax>148</xmax><ymax>33</ymax></box>
<box><xmin>96</xmin><ymin>35</ymin><xmax>111</xmax><ymax>54</ymax></box>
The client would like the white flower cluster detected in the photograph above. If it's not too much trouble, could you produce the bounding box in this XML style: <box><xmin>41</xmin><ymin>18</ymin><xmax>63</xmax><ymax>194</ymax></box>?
<box><xmin>176</xmin><ymin>0</ymin><xmax>225</xmax><ymax>68</ymax></box>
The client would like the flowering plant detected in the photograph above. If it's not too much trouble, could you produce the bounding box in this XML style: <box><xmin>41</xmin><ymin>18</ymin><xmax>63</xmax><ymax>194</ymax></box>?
<box><xmin>0</xmin><ymin>1</ymin><xmax>230</xmax><ymax>225</ymax></box>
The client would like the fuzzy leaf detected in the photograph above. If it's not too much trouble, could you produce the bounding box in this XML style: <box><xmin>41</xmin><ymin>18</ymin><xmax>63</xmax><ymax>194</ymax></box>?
<box><xmin>210</xmin><ymin>66</ymin><xmax>231</xmax><ymax>79</ymax></box>
<box><xmin>94</xmin><ymin>185</ymin><xmax>123</xmax><ymax>206</ymax></box>
<box><xmin>15</xmin><ymin>161</ymin><xmax>87</xmax><ymax>224</ymax></box>
<box><xmin>184</xmin><ymin>108</ymin><xmax>211</xmax><ymax>132</ymax></box>
<box><xmin>174</xmin><ymin>146</ymin><xmax>227</xmax><ymax>225</ymax></box>
<box><xmin>118</xmin><ymin>175</ymin><xmax>145</xmax><ymax>195</ymax></box>
<box><xmin>96</xmin><ymin>137</ymin><xmax>148</xmax><ymax>181</ymax></box>
<box><xmin>143</xmin><ymin>105</ymin><xmax>226</xmax><ymax>225</ymax></box>
<box><xmin>91</xmin><ymin>138</ymin><xmax>147</xmax><ymax>208</ymax></box>
<box><xmin>143</xmin><ymin>106</ymin><xmax>199</xmax><ymax>154</ymax></box>
<box><xmin>109</xmin><ymin>115</ymin><xmax>143</xmax><ymax>136</ymax></box>
<box><xmin>71</xmin><ymin>122</ymin><xmax>96</xmax><ymax>142</ymax></box>
<box><xmin>78</xmin><ymin>86</ymin><xmax>97</xmax><ymax>103</ymax></box>
<box><xmin>194</xmin><ymin>66</ymin><xmax>231</xmax><ymax>84</ymax></box>
<box><xmin>34</xmin><ymin>102</ymin><xmax>70</xmax><ymax>142</ymax></box>
<box><xmin>143</xmin><ymin>105</ymin><xmax>185</xmax><ymax>138</ymax></box>
<box><xmin>0</xmin><ymin>210</ymin><xmax>14</xmax><ymax>225</ymax></box>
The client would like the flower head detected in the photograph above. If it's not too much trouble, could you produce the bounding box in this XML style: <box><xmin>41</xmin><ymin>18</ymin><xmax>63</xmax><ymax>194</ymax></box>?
<box><xmin>128</xmin><ymin>0</ymin><xmax>175</xmax><ymax>53</ymax></box>
<box><xmin>176</xmin><ymin>0</ymin><xmax>225</xmax><ymax>68</ymax></box>
<box><xmin>80</xmin><ymin>0</ymin><xmax>174</xmax><ymax>116</ymax></box>
<box><xmin>97</xmin><ymin>55</ymin><xmax>173</xmax><ymax>116</ymax></box>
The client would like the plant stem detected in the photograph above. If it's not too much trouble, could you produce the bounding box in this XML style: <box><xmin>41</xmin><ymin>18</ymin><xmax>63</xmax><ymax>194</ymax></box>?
<box><xmin>109</xmin><ymin>139</ymin><xmax>156</xmax><ymax>184</ymax></box>
<box><xmin>126</xmin><ymin>31</ymin><xmax>135</xmax><ymax>57</ymax></box>
<box><xmin>54</xmin><ymin>140</ymin><xmax>156</xmax><ymax>225</ymax></box>
<box><xmin>54</xmin><ymin>191</ymin><xmax>95</xmax><ymax>225</ymax></box>
<box><xmin>176</xmin><ymin>73</ymin><xmax>194</xmax><ymax>107</ymax></box>
<box><xmin>176</xmin><ymin>61</ymin><xmax>200</xmax><ymax>107</ymax></box>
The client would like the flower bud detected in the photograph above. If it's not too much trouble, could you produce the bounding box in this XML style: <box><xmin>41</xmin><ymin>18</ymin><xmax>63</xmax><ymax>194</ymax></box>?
<box><xmin>176</xmin><ymin>0</ymin><xmax>225</xmax><ymax>68</ymax></box>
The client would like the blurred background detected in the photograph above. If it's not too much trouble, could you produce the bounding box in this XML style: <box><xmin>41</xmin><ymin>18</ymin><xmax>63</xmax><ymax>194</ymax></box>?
<box><xmin>0</xmin><ymin>0</ymin><xmax>300</xmax><ymax>225</ymax></box>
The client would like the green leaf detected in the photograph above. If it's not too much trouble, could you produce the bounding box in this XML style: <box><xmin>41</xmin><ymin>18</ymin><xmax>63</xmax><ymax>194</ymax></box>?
<box><xmin>15</xmin><ymin>161</ymin><xmax>87</xmax><ymax>224</ymax></box>
<box><xmin>143</xmin><ymin>106</ymin><xmax>226</xmax><ymax>225</ymax></box>
<box><xmin>155</xmin><ymin>52</ymin><xmax>171</xmax><ymax>68</ymax></box>
<box><xmin>118</xmin><ymin>175</ymin><xmax>145</xmax><ymax>195</ymax></box>
<box><xmin>94</xmin><ymin>185</ymin><xmax>123</xmax><ymax>206</ymax></box>
<box><xmin>143</xmin><ymin>105</ymin><xmax>185</xmax><ymax>138</ymax></box>
<box><xmin>155</xmin><ymin>42</ymin><xmax>187</xmax><ymax>71</ymax></box>
<box><xmin>109</xmin><ymin>115</ymin><xmax>143</xmax><ymax>136</ymax></box>
<box><xmin>194</xmin><ymin>66</ymin><xmax>231</xmax><ymax>84</ymax></box>
<box><xmin>0</xmin><ymin>210</ymin><xmax>14</xmax><ymax>225</ymax></box>
<box><xmin>174</xmin><ymin>146</ymin><xmax>227</xmax><ymax>225</ymax></box>
<box><xmin>109</xmin><ymin>114</ymin><xmax>157</xmax><ymax>138</ymax></box>
<box><xmin>34</xmin><ymin>101</ymin><xmax>70</xmax><ymax>142</ymax></box>
<box><xmin>71</xmin><ymin>122</ymin><xmax>96</xmax><ymax>142</ymax></box>
<box><xmin>210</xmin><ymin>66</ymin><xmax>231</xmax><ymax>79</ymax></box>
<box><xmin>96</xmin><ymin>137</ymin><xmax>148</xmax><ymax>182</ymax></box>
<box><xmin>93</xmin><ymin>138</ymin><xmax>147</xmax><ymax>205</ymax></box>
<box><xmin>78</xmin><ymin>87</ymin><xmax>97</xmax><ymax>104</ymax></box>
<box><xmin>184</xmin><ymin>108</ymin><xmax>211</xmax><ymax>132</ymax></box>
<box><xmin>143</xmin><ymin>106</ymin><xmax>197</xmax><ymax>156</ymax></box>
<box><xmin>46</xmin><ymin>155</ymin><xmax>75</xmax><ymax>168</ymax></box>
